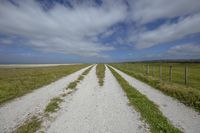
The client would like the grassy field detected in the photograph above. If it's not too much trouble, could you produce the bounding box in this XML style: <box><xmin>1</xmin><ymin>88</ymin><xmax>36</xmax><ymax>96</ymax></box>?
<box><xmin>111</xmin><ymin>63</ymin><xmax>200</xmax><ymax>112</ymax></box>
<box><xmin>0</xmin><ymin>64</ymin><xmax>88</xmax><ymax>105</ymax></box>
<box><xmin>96</xmin><ymin>64</ymin><xmax>105</xmax><ymax>86</ymax></box>
<box><xmin>108</xmin><ymin>66</ymin><xmax>181</xmax><ymax>133</ymax></box>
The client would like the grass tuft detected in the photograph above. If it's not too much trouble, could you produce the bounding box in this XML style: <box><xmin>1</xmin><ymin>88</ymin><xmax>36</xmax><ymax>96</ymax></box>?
<box><xmin>45</xmin><ymin>97</ymin><xmax>63</xmax><ymax>113</ymax></box>
<box><xmin>15</xmin><ymin>116</ymin><xmax>42</xmax><ymax>133</ymax></box>
<box><xmin>96</xmin><ymin>64</ymin><xmax>105</xmax><ymax>86</ymax></box>
<box><xmin>67</xmin><ymin>80</ymin><xmax>80</xmax><ymax>89</ymax></box>
<box><xmin>108</xmin><ymin>66</ymin><xmax>182</xmax><ymax>133</ymax></box>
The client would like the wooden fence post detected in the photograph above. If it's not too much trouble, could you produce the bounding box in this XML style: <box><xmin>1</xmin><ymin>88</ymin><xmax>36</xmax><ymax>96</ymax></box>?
<box><xmin>184</xmin><ymin>64</ymin><xmax>188</xmax><ymax>85</ymax></box>
<box><xmin>169</xmin><ymin>65</ymin><xmax>172</xmax><ymax>82</ymax></box>
<box><xmin>146</xmin><ymin>64</ymin><xmax>149</xmax><ymax>76</ymax></box>
<box><xmin>159</xmin><ymin>64</ymin><xmax>162</xmax><ymax>80</ymax></box>
<box><xmin>152</xmin><ymin>66</ymin><xmax>154</xmax><ymax>77</ymax></box>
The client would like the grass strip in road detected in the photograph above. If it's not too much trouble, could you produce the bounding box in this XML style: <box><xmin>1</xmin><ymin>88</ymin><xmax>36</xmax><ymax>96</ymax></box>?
<box><xmin>0</xmin><ymin>64</ymin><xmax>89</xmax><ymax>105</ymax></box>
<box><xmin>108</xmin><ymin>66</ymin><xmax>182</xmax><ymax>133</ymax></box>
<box><xmin>111</xmin><ymin>64</ymin><xmax>200</xmax><ymax>112</ymax></box>
<box><xmin>67</xmin><ymin>66</ymin><xmax>93</xmax><ymax>89</ymax></box>
<box><xmin>96</xmin><ymin>64</ymin><xmax>105</xmax><ymax>86</ymax></box>
<box><xmin>45</xmin><ymin>97</ymin><xmax>63</xmax><ymax>113</ymax></box>
<box><xmin>45</xmin><ymin>66</ymin><xmax>92</xmax><ymax>114</ymax></box>
<box><xmin>15</xmin><ymin>116</ymin><xmax>42</xmax><ymax>133</ymax></box>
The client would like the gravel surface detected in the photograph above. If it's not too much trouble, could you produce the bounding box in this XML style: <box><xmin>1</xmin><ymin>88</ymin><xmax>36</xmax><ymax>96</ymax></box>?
<box><xmin>0</xmin><ymin>66</ymin><xmax>91</xmax><ymax>133</ymax></box>
<box><xmin>110</xmin><ymin>65</ymin><xmax>200</xmax><ymax>133</ymax></box>
<box><xmin>46</xmin><ymin>65</ymin><xmax>149</xmax><ymax>133</ymax></box>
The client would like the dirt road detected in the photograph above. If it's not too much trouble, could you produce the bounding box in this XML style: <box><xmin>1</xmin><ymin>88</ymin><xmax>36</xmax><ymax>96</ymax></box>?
<box><xmin>43</xmin><ymin>66</ymin><xmax>149</xmax><ymax>133</ymax></box>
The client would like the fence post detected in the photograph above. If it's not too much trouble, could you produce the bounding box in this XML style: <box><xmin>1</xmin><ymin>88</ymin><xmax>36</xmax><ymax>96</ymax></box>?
<box><xmin>146</xmin><ymin>64</ymin><xmax>149</xmax><ymax>76</ymax></box>
<box><xmin>169</xmin><ymin>65</ymin><xmax>172</xmax><ymax>82</ymax></box>
<box><xmin>184</xmin><ymin>64</ymin><xmax>188</xmax><ymax>85</ymax></box>
<box><xmin>152</xmin><ymin>65</ymin><xmax>154</xmax><ymax>77</ymax></box>
<box><xmin>159</xmin><ymin>64</ymin><xmax>162</xmax><ymax>80</ymax></box>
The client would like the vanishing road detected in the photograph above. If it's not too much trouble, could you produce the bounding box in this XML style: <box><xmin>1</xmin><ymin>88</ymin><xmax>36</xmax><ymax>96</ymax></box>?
<box><xmin>0</xmin><ymin>65</ymin><xmax>200</xmax><ymax>133</ymax></box>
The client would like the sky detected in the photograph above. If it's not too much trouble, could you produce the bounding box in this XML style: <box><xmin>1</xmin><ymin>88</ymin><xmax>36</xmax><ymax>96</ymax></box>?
<box><xmin>0</xmin><ymin>0</ymin><xmax>200</xmax><ymax>64</ymax></box>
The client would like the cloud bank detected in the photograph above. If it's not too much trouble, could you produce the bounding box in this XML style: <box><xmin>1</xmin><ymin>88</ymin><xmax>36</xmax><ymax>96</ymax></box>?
<box><xmin>0</xmin><ymin>0</ymin><xmax>200</xmax><ymax>62</ymax></box>
<box><xmin>0</xmin><ymin>0</ymin><xmax>126</xmax><ymax>57</ymax></box>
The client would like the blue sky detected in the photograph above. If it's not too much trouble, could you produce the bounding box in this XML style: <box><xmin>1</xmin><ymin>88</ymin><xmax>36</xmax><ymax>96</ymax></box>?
<box><xmin>0</xmin><ymin>0</ymin><xmax>200</xmax><ymax>63</ymax></box>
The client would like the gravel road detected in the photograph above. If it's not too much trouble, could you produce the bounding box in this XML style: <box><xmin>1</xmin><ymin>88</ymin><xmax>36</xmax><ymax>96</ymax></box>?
<box><xmin>110</xmin><ymin>65</ymin><xmax>200</xmax><ymax>133</ymax></box>
<box><xmin>0</xmin><ymin>66</ymin><xmax>91</xmax><ymax>133</ymax></box>
<box><xmin>45</xmin><ymin>65</ymin><xmax>149</xmax><ymax>133</ymax></box>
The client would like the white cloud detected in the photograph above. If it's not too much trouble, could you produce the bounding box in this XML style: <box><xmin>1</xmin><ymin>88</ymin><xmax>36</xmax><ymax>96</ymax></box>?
<box><xmin>0</xmin><ymin>0</ymin><xmax>127</xmax><ymax>57</ymax></box>
<box><xmin>129</xmin><ymin>0</ymin><xmax>200</xmax><ymax>24</ymax></box>
<box><xmin>129</xmin><ymin>13</ymin><xmax>200</xmax><ymax>49</ymax></box>
<box><xmin>166</xmin><ymin>43</ymin><xmax>200</xmax><ymax>58</ymax></box>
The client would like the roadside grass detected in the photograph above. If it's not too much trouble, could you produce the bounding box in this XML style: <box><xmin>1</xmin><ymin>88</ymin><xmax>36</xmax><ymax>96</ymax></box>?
<box><xmin>15</xmin><ymin>116</ymin><xmax>42</xmax><ymax>133</ymax></box>
<box><xmin>0</xmin><ymin>64</ymin><xmax>89</xmax><ymax>105</ymax></box>
<box><xmin>96</xmin><ymin>64</ymin><xmax>105</xmax><ymax>86</ymax></box>
<box><xmin>111</xmin><ymin>64</ymin><xmax>200</xmax><ymax>112</ymax></box>
<box><xmin>108</xmin><ymin>66</ymin><xmax>182</xmax><ymax>133</ymax></box>
<box><xmin>67</xmin><ymin>66</ymin><xmax>92</xmax><ymax>89</ymax></box>
<box><xmin>45</xmin><ymin>97</ymin><xmax>63</xmax><ymax>113</ymax></box>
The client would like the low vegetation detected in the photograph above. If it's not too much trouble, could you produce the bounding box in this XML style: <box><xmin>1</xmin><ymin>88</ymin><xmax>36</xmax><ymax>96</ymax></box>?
<box><xmin>108</xmin><ymin>66</ymin><xmax>182</xmax><ymax>133</ymax></box>
<box><xmin>96</xmin><ymin>64</ymin><xmax>105</xmax><ymax>86</ymax></box>
<box><xmin>67</xmin><ymin>66</ymin><xmax>92</xmax><ymax>89</ymax></box>
<box><xmin>0</xmin><ymin>64</ymin><xmax>88</xmax><ymax>105</ymax></box>
<box><xmin>111</xmin><ymin>63</ymin><xmax>200</xmax><ymax>112</ymax></box>
<box><xmin>45</xmin><ymin>97</ymin><xmax>63</xmax><ymax>113</ymax></box>
<box><xmin>15</xmin><ymin>116</ymin><xmax>42</xmax><ymax>133</ymax></box>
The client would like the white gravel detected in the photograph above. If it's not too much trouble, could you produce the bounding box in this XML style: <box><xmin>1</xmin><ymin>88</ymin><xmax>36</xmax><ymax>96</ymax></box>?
<box><xmin>46</xmin><ymin>65</ymin><xmax>149</xmax><ymax>133</ymax></box>
<box><xmin>0</xmin><ymin>66</ymin><xmax>91</xmax><ymax>133</ymax></box>
<box><xmin>110</xmin><ymin>65</ymin><xmax>200</xmax><ymax>133</ymax></box>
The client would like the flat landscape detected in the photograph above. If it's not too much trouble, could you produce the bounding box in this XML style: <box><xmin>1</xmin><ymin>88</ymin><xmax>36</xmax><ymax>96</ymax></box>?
<box><xmin>0</xmin><ymin>0</ymin><xmax>200</xmax><ymax>133</ymax></box>
<box><xmin>0</xmin><ymin>64</ymin><xmax>200</xmax><ymax>133</ymax></box>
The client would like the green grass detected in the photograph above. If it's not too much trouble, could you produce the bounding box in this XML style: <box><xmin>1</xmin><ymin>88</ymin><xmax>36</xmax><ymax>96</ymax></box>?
<box><xmin>0</xmin><ymin>64</ymin><xmax>88</xmax><ymax>105</ymax></box>
<box><xmin>67</xmin><ymin>66</ymin><xmax>93</xmax><ymax>89</ymax></box>
<box><xmin>108</xmin><ymin>66</ymin><xmax>182</xmax><ymax>133</ymax></box>
<box><xmin>96</xmin><ymin>64</ymin><xmax>105</xmax><ymax>86</ymax></box>
<box><xmin>45</xmin><ymin>97</ymin><xmax>63</xmax><ymax>113</ymax></box>
<box><xmin>15</xmin><ymin>116</ymin><xmax>42</xmax><ymax>133</ymax></box>
<box><xmin>111</xmin><ymin>63</ymin><xmax>200</xmax><ymax>112</ymax></box>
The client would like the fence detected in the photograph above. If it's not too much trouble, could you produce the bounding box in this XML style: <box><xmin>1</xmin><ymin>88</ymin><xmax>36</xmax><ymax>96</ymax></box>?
<box><xmin>145</xmin><ymin>64</ymin><xmax>188</xmax><ymax>85</ymax></box>
<box><xmin>120</xmin><ymin>63</ymin><xmax>200</xmax><ymax>90</ymax></box>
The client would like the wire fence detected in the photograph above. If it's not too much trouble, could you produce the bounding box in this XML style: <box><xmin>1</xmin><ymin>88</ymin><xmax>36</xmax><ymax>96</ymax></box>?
<box><xmin>119</xmin><ymin>63</ymin><xmax>200</xmax><ymax>90</ymax></box>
